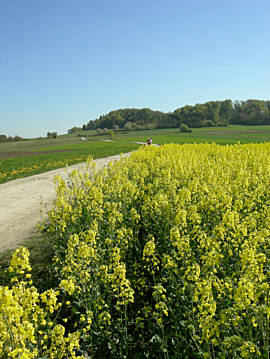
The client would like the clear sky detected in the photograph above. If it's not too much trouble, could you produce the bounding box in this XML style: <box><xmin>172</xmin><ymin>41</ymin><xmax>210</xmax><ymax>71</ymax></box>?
<box><xmin>0</xmin><ymin>0</ymin><xmax>269</xmax><ymax>138</ymax></box>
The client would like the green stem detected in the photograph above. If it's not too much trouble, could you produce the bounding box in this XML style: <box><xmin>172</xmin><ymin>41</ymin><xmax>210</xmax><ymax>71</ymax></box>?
<box><xmin>161</xmin><ymin>323</ymin><xmax>169</xmax><ymax>359</ymax></box>
<box><xmin>212</xmin><ymin>343</ymin><xmax>216</xmax><ymax>359</ymax></box>
<box><xmin>1</xmin><ymin>308</ymin><xmax>15</xmax><ymax>351</ymax></box>
<box><xmin>266</xmin><ymin>289</ymin><xmax>269</xmax><ymax>359</ymax></box>
<box><xmin>54</xmin><ymin>292</ymin><xmax>66</xmax><ymax>323</ymax></box>
<box><xmin>125</xmin><ymin>305</ymin><xmax>128</xmax><ymax>358</ymax></box>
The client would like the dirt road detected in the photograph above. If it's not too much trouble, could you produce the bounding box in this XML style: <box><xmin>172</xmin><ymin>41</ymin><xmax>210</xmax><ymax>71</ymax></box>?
<box><xmin>0</xmin><ymin>153</ymin><xmax>130</xmax><ymax>252</ymax></box>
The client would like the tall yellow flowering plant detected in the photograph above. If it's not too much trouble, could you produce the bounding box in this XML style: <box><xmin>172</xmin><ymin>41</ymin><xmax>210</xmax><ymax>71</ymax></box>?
<box><xmin>1</xmin><ymin>143</ymin><xmax>270</xmax><ymax>358</ymax></box>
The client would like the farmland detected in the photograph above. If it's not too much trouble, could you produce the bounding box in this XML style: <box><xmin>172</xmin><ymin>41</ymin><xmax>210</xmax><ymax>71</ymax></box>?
<box><xmin>1</xmin><ymin>142</ymin><xmax>270</xmax><ymax>358</ymax></box>
<box><xmin>0</xmin><ymin>140</ymin><xmax>139</xmax><ymax>183</ymax></box>
<box><xmin>115</xmin><ymin>125</ymin><xmax>270</xmax><ymax>145</ymax></box>
<box><xmin>0</xmin><ymin>125</ymin><xmax>270</xmax><ymax>184</ymax></box>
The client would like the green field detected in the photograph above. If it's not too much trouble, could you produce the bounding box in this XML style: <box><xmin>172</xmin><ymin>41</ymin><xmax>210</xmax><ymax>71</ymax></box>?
<box><xmin>113</xmin><ymin>125</ymin><xmax>270</xmax><ymax>145</ymax></box>
<box><xmin>0</xmin><ymin>141</ymin><xmax>140</xmax><ymax>183</ymax></box>
<box><xmin>0</xmin><ymin>125</ymin><xmax>270</xmax><ymax>184</ymax></box>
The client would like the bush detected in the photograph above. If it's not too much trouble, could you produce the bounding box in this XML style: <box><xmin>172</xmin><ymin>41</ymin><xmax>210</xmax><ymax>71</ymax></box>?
<box><xmin>107</xmin><ymin>129</ymin><xmax>115</xmax><ymax>139</ymax></box>
<box><xmin>217</xmin><ymin>121</ymin><xmax>229</xmax><ymax>127</ymax></box>
<box><xmin>68</xmin><ymin>127</ymin><xmax>82</xmax><ymax>134</ymax></box>
<box><xmin>200</xmin><ymin>120</ymin><xmax>215</xmax><ymax>127</ymax></box>
<box><xmin>0</xmin><ymin>134</ymin><xmax>25</xmax><ymax>142</ymax></box>
<box><xmin>47</xmin><ymin>131</ymin><xmax>57</xmax><ymax>138</ymax></box>
<box><xmin>0</xmin><ymin>135</ymin><xmax>8</xmax><ymax>142</ymax></box>
<box><xmin>179</xmin><ymin>123</ymin><xmax>192</xmax><ymax>132</ymax></box>
<box><xmin>95</xmin><ymin>128</ymin><xmax>106</xmax><ymax>136</ymax></box>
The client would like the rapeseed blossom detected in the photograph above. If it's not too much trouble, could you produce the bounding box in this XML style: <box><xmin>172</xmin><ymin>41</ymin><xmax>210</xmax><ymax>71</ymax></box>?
<box><xmin>1</xmin><ymin>143</ymin><xmax>270</xmax><ymax>357</ymax></box>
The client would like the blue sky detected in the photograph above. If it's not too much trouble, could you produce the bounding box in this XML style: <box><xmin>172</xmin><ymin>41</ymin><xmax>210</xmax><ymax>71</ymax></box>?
<box><xmin>0</xmin><ymin>0</ymin><xmax>269</xmax><ymax>138</ymax></box>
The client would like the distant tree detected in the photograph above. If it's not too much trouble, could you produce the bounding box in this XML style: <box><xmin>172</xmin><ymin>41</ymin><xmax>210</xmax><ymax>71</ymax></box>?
<box><xmin>96</xmin><ymin>128</ymin><xmax>104</xmax><ymax>136</ymax></box>
<box><xmin>47</xmin><ymin>132</ymin><xmax>57</xmax><ymax>138</ymax></box>
<box><xmin>217</xmin><ymin>121</ymin><xmax>228</xmax><ymax>127</ymax></box>
<box><xmin>124</xmin><ymin>121</ymin><xmax>133</xmax><ymax>131</ymax></box>
<box><xmin>68</xmin><ymin>127</ymin><xmax>82</xmax><ymax>134</ymax></box>
<box><xmin>200</xmin><ymin>120</ymin><xmax>215</xmax><ymax>127</ymax></box>
<box><xmin>220</xmin><ymin>99</ymin><xmax>233</xmax><ymax>122</ymax></box>
<box><xmin>0</xmin><ymin>134</ymin><xmax>25</xmax><ymax>142</ymax></box>
<box><xmin>179</xmin><ymin>123</ymin><xmax>192</xmax><ymax>133</ymax></box>
<box><xmin>107</xmin><ymin>130</ymin><xmax>114</xmax><ymax>139</ymax></box>
<box><xmin>0</xmin><ymin>135</ymin><xmax>8</xmax><ymax>143</ymax></box>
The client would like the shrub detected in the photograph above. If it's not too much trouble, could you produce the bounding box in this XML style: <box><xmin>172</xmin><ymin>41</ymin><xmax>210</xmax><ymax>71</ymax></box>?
<box><xmin>200</xmin><ymin>120</ymin><xmax>215</xmax><ymax>127</ymax></box>
<box><xmin>179</xmin><ymin>123</ymin><xmax>192</xmax><ymax>132</ymax></box>
<box><xmin>47</xmin><ymin>132</ymin><xmax>57</xmax><ymax>139</ymax></box>
<box><xmin>107</xmin><ymin>129</ymin><xmax>115</xmax><ymax>139</ymax></box>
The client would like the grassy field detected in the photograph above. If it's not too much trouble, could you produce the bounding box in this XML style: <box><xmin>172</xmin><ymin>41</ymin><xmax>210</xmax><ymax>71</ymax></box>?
<box><xmin>113</xmin><ymin>125</ymin><xmax>270</xmax><ymax>145</ymax></box>
<box><xmin>0</xmin><ymin>141</ymin><xmax>139</xmax><ymax>183</ymax></box>
<box><xmin>0</xmin><ymin>125</ymin><xmax>270</xmax><ymax>183</ymax></box>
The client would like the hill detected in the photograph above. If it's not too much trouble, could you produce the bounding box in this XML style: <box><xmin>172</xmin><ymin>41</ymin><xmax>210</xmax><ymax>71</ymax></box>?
<box><xmin>83</xmin><ymin>99</ymin><xmax>270</xmax><ymax>131</ymax></box>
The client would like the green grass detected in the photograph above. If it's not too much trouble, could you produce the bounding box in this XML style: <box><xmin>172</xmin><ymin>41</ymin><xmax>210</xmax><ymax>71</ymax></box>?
<box><xmin>0</xmin><ymin>141</ymin><xmax>139</xmax><ymax>184</ymax></box>
<box><xmin>1</xmin><ymin>125</ymin><xmax>270</xmax><ymax>184</ymax></box>
<box><xmin>114</xmin><ymin>125</ymin><xmax>270</xmax><ymax>145</ymax></box>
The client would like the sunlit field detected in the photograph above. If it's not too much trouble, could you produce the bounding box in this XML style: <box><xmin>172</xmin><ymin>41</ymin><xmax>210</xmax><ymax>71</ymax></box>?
<box><xmin>113</xmin><ymin>125</ymin><xmax>270</xmax><ymax>145</ymax></box>
<box><xmin>1</xmin><ymin>142</ymin><xmax>270</xmax><ymax>358</ymax></box>
<box><xmin>0</xmin><ymin>141</ymin><xmax>139</xmax><ymax>183</ymax></box>
<box><xmin>0</xmin><ymin>125</ymin><xmax>269</xmax><ymax>184</ymax></box>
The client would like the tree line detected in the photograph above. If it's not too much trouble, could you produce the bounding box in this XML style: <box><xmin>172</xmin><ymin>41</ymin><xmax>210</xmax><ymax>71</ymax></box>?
<box><xmin>0</xmin><ymin>134</ymin><xmax>25</xmax><ymax>143</ymax></box>
<box><xmin>0</xmin><ymin>132</ymin><xmax>58</xmax><ymax>142</ymax></box>
<box><xmin>82</xmin><ymin>99</ymin><xmax>270</xmax><ymax>131</ymax></box>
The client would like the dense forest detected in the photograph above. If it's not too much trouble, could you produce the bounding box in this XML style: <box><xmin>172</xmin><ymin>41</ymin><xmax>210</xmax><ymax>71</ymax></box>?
<box><xmin>83</xmin><ymin>99</ymin><xmax>270</xmax><ymax>131</ymax></box>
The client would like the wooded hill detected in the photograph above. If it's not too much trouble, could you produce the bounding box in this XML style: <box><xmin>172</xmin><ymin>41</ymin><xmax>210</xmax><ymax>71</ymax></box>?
<box><xmin>83</xmin><ymin>99</ymin><xmax>270</xmax><ymax>131</ymax></box>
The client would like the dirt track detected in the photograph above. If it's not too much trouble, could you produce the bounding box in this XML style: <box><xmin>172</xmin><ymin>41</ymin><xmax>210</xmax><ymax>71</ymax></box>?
<box><xmin>0</xmin><ymin>153</ymin><xmax>130</xmax><ymax>252</ymax></box>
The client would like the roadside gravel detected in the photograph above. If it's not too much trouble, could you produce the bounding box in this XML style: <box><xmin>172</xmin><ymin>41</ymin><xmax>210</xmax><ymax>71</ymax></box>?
<box><xmin>0</xmin><ymin>153</ymin><xmax>130</xmax><ymax>252</ymax></box>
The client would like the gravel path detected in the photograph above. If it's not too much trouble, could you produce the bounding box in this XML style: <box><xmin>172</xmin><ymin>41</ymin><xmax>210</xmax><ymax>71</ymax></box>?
<box><xmin>0</xmin><ymin>153</ymin><xmax>130</xmax><ymax>252</ymax></box>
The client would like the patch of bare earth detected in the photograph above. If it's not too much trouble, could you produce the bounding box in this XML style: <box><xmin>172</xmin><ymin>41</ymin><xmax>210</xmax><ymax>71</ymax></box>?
<box><xmin>0</xmin><ymin>153</ymin><xmax>130</xmax><ymax>252</ymax></box>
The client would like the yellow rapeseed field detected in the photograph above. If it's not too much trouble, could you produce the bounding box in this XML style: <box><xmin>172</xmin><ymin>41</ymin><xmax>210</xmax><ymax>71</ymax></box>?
<box><xmin>1</xmin><ymin>143</ymin><xmax>270</xmax><ymax>358</ymax></box>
